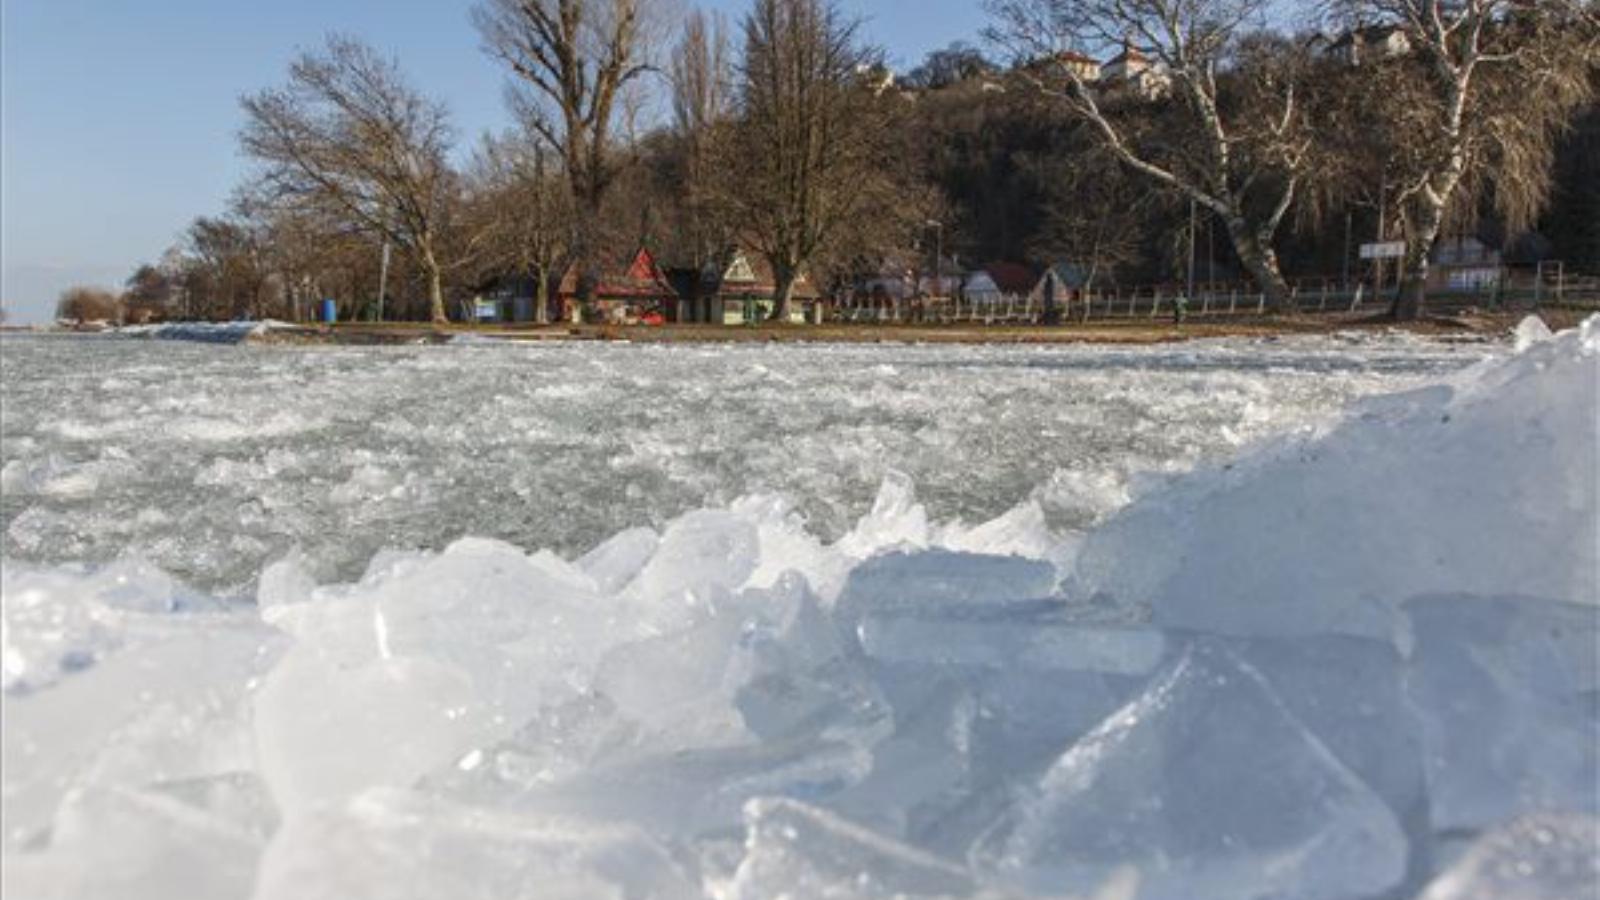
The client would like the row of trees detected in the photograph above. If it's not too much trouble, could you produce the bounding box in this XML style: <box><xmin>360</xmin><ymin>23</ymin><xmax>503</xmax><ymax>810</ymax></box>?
<box><xmin>107</xmin><ymin>0</ymin><xmax>1596</xmax><ymax>325</ymax></box>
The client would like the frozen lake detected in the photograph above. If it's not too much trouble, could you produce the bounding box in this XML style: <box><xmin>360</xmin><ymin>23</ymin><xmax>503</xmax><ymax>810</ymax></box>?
<box><xmin>2</xmin><ymin>324</ymin><xmax>1594</xmax><ymax>900</ymax></box>
<box><xmin>0</xmin><ymin>332</ymin><xmax>1490</xmax><ymax>592</ymax></box>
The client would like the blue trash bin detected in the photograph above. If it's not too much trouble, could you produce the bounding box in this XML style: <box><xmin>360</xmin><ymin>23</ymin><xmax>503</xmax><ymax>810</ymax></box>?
<box><xmin>321</xmin><ymin>299</ymin><xmax>337</xmax><ymax>324</ymax></box>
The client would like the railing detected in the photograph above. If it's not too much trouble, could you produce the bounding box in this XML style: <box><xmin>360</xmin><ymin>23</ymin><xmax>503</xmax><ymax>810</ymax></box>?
<box><xmin>827</xmin><ymin>267</ymin><xmax>1600</xmax><ymax>325</ymax></box>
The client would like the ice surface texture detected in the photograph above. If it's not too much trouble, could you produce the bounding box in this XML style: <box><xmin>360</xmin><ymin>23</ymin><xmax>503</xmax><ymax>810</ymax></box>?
<box><xmin>1</xmin><ymin>329</ymin><xmax>1482</xmax><ymax>591</ymax></box>
<box><xmin>0</xmin><ymin>319</ymin><xmax>1595</xmax><ymax>899</ymax></box>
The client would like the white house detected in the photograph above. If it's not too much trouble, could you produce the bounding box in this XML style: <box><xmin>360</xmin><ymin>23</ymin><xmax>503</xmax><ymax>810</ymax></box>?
<box><xmin>1100</xmin><ymin>40</ymin><xmax>1171</xmax><ymax>99</ymax></box>
<box><xmin>1326</xmin><ymin>25</ymin><xmax>1411</xmax><ymax>65</ymax></box>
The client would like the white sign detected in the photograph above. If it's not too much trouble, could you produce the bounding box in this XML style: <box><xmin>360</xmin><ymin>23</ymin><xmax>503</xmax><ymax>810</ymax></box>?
<box><xmin>473</xmin><ymin>298</ymin><xmax>499</xmax><ymax>321</ymax></box>
<box><xmin>1360</xmin><ymin>241</ymin><xmax>1406</xmax><ymax>260</ymax></box>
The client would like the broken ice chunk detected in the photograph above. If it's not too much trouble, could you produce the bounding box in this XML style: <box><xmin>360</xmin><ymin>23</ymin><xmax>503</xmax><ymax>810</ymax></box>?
<box><xmin>252</xmin><ymin>651</ymin><xmax>484</xmax><ymax>817</ymax></box>
<box><xmin>1225</xmin><ymin>633</ymin><xmax>1426</xmax><ymax>821</ymax></box>
<box><xmin>626</xmin><ymin>510</ymin><xmax>759</xmax><ymax>632</ymax></box>
<box><xmin>1404</xmin><ymin>594</ymin><xmax>1599</xmax><ymax>833</ymax></box>
<box><xmin>834</xmin><ymin>550</ymin><xmax>1059</xmax><ymax>655</ymax></box>
<box><xmin>1416</xmin><ymin>813</ymin><xmax>1599</xmax><ymax>900</ymax></box>
<box><xmin>834</xmin><ymin>470</ymin><xmax>932</xmax><ymax>559</ymax></box>
<box><xmin>577</xmin><ymin>525</ymin><xmax>659</xmax><ymax>595</ymax></box>
<box><xmin>970</xmin><ymin>642</ymin><xmax>1408</xmax><ymax>900</ymax></box>
<box><xmin>2</xmin><ymin>621</ymin><xmax>285</xmax><ymax>851</ymax></box>
<box><xmin>252</xmin><ymin>788</ymin><xmax>698</xmax><ymax>900</ymax></box>
<box><xmin>726</xmin><ymin>796</ymin><xmax>976</xmax><ymax>900</ymax></box>
<box><xmin>0</xmin><ymin>785</ymin><xmax>265</xmax><ymax>900</ymax></box>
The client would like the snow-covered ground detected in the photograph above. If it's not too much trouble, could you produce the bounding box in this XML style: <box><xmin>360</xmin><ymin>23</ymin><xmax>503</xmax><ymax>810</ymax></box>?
<box><xmin>0</xmin><ymin>322</ymin><xmax>1594</xmax><ymax>899</ymax></box>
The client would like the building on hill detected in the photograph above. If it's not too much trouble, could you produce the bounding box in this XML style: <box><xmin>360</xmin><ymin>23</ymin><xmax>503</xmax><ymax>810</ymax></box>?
<box><xmin>1324</xmin><ymin>25</ymin><xmax>1411</xmax><ymax>65</ymax></box>
<box><xmin>1054</xmin><ymin>50</ymin><xmax>1102</xmax><ymax>83</ymax></box>
<box><xmin>1100</xmin><ymin>40</ymin><xmax>1171</xmax><ymax>99</ymax></box>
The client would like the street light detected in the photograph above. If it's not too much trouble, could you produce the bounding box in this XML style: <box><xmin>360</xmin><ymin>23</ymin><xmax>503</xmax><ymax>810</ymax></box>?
<box><xmin>376</xmin><ymin>238</ymin><xmax>391</xmax><ymax>323</ymax></box>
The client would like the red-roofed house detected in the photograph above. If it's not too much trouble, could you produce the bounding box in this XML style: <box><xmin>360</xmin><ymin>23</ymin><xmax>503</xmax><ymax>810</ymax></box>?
<box><xmin>558</xmin><ymin>247</ymin><xmax>679</xmax><ymax>323</ymax></box>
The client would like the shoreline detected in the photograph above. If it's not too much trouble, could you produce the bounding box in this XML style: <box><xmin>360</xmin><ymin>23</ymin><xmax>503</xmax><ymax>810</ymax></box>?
<box><xmin>250</xmin><ymin>308</ymin><xmax>1577</xmax><ymax>346</ymax></box>
<box><xmin>9</xmin><ymin>307</ymin><xmax>1588</xmax><ymax>346</ymax></box>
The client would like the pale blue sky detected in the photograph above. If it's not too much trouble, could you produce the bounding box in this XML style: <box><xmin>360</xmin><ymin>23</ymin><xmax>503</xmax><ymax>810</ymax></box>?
<box><xmin>0</xmin><ymin>0</ymin><xmax>988</xmax><ymax>322</ymax></box>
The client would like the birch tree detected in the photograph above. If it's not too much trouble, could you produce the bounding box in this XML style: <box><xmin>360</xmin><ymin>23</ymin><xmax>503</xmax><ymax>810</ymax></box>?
<box><xmin>986</xmin><ymin>0</ymin><xmax>1313</xmax><ymax>311</ymax></box>
<box><xmin>240</xmin><ymin>37</ymin><xmax>456</xmax><ymax>324</ymax></box>
<box><xmin>1328</xmin><ymin>0</ymin><xmax>1597</xmax><ymax>319</ymax></box>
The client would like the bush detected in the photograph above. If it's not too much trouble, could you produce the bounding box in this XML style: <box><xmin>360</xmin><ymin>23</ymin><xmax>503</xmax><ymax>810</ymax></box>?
<box><xmin>56</xmin><ymin>286</ymin><xmax>123</xmax><ymax>325</ymax></box>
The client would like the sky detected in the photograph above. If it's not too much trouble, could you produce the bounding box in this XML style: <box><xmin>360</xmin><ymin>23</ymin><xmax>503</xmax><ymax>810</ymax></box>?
<box><xmin>0</xmin><ymin>0</ymin><xmax>989</xmax><ymax>324</ymax></box>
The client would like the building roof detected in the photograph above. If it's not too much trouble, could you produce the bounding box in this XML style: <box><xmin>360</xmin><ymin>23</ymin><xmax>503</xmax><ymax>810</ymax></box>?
<box><xmin>1328</xmin><ymin>24</ymin><xmax>1408</xmax><ymax>49</ymax></box>
<box><xmin>984</xmin><ymin>261</ymin><xmax>1040</xmax><ymax>295</ymax></box>
<box><xmin>1054</xmin><ymin>50</ymin><xmax>1101</xmax><ymax>67</ymax></box>
<box><xmin>675</xmin><ymin>249</ymin><xmax>821</xmax><ymax>301</ymax></box>
<box><xmin>1035</xmin><ymin>262</ymin><xmax>1094</xmax><ymax>292</ymax></box>
<box><xmin>1105</xmin><ymin>40</ymin><xmax>1149</xmax><ymax>67</ymax></box>
<box><xmin>559</xmin><ymin>247</ymin><xmax>677</xmax><ymax>300</ymax></box>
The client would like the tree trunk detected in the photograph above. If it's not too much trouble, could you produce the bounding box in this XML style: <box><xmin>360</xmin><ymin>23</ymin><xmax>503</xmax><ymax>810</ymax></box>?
<box><xmin>768</xmin><ymin>265</ymin><xmax>797</xmax><ymax>323</ymax></box>
<box><xmin>1391</xmin><ymin>199</ymin><xmax>1446</xmax><ymax>322</ymax></box>
<box><xmin>1225</xmin><ymin>217</ymin><xmax>1293</xmax><ymax>313</ymax></box>
<box><xmin>534</xmin><ymin>270</ymin><xmax>550</xmax><ymax>325</ymax></box>
<box><xmin>424</xmin><ymin>252</ymin><xmax>447</xmax><ymax>325</ymax></box>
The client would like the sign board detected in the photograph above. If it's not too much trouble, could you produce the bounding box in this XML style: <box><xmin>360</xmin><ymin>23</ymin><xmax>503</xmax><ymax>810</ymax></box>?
<box><xmin>473</xmin><ymin>298</ymin><xmax>498</xmax><ymax>321</ymax></box>
<box><xmin>1360</xmin><ymin>241</ymin><xmax>1406</xmax><ymax>260</ymax></box>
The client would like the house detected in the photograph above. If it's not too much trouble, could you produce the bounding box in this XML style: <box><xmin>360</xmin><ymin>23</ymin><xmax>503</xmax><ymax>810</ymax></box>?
<box><xmin>855</xmin><ymin>63</ymin><xmax>897</xmax><ymax>97</ymax></box>
<box><xmin>558</xmin><ymin>247</ymin><xmax>679</xmax><ymax>323</ymax></box>
<box><xmin>1101</xmin><ymin>40</ymin><xmax>1171</xmax><ymax>99</ymax></box>
<box><xmin>916</xmin><ymin>254</ymin><xmax>965</xmax><ymax>298</ymax></box>
<box><xmin>1053</xmin><ymin>50</ymin><xmax>1102</xmax><ymax>83</ymax></box>
<box><xmin>676</xmin><ymin>249</ymin><xmax>821</xmax><ymax>325</ymax></box>
<box><xmin>962</xmin><ymin>262</ymin><xmax>1038</xmax><ymax>306</ymax></box>
<box><xmin>1325</xmin><ymin>25</ymin><xmax>1411</xmax><ymax>65</ymax></box>
<box><xmin>1429</xmin><ymin>236</ymin><xmax>1502</xmax><ymax>291</ymax></box>
<box><xmin>477</xmin><ymin>274</ymin><xmax>557</xmax><ymax>323</ymax></box>
<box><xmin>1030</xmin><ymin>262</ymin><xmax>1095</xmax><ymax>319</ymax></box>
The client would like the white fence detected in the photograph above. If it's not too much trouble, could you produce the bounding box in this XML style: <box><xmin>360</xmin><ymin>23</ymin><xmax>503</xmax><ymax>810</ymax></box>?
<box><xmin>829</xmin><ymin>269</ymin><xmax>1600</xmax><ymax>325</ymax></box>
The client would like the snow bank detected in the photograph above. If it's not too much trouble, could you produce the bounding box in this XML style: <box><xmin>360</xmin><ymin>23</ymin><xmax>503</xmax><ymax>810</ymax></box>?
<box><xmin>1</xmin><ymin>317</ymin><xmax>1595</xmax><ymax>899</ymax></box>
<box><xmin>119</xmin><ymin>320</ymin><xmax>290</xmax><ymax>344</ymax></box>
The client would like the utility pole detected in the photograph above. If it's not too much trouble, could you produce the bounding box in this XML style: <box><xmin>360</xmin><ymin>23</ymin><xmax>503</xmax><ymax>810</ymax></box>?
<box><xmin>1207</xmin><ymin>213</ymin><xmax>1214</xmax><ymax>287</ymax></box>
<box><xmin>376</xmin><ymin>238</ymin><xmax>391</xmax><ymax>322</ymax></box>
<box><xmin>1375</xmin><ymin>170</ymin><xmax>1388</xmax><ymax>296</ymax></box>
<box><xmin>1342</xmin><ymin>209</ymin><xmax>1353</xmax><ymax>287</ymax></box>
<box><xmin>1186</xmin><ymin>198</ymin><xmax>1197</xmax><ymax>300</ymax></box>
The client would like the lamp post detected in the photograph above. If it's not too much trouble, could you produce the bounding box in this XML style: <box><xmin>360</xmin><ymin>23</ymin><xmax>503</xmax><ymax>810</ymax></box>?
<box><xmin>376</xmin><ymin>238</ymin><xmax>391</xmax><ymax>322</ymax></box>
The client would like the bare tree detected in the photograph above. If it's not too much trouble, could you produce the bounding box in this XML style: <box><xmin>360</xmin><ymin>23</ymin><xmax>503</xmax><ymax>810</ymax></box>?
<box><xmin>668</xmin><ymin>9</ymin><xmax>741</xmax><ymax>300</ymax></box>
<box><xmin>1327</xmin><ymin>0</ymin><xmax>1597</xmax><ymax>319</ymax></box>
<box><xmin>55</xmin><ymin>286</ymin><xmax>122</xmax><ymax>325</ymax></box>
<box><xmin>186</xmin><ymin>215</ymin><xmax>273</xmax><ymax>320</ymax></box>
<box><xmin>730</xmin><ymin>0</ymin><xmax>904</xmax><ymax>321</ymax></box>
<box><xmin>473</xmin><ymin>0</ymin><xmax>659</xmax><ymax>308</ymax></box>
<box><xmin>986</xmin><ymin>0</ymin><xmax>1313</xmax><ymax>311</ymax></box>
<box><xmin>1021</xmin><ymin>142</ymin><xmax>1157</xmax><ymax>291</ymax></box>
<box><xmin>464</xmin><ymin>131</ymin><xmax>576</xmax><ymax>324</ymax></box>
<box><xmin>122</xmin><ymin>264</ymin><xmax>176</xmax><ymax>322</ymax></box>
<box><xmin>240</xmin><ymin>37</ymin><xmax>456</xmax><ymax>324</ymax></box>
